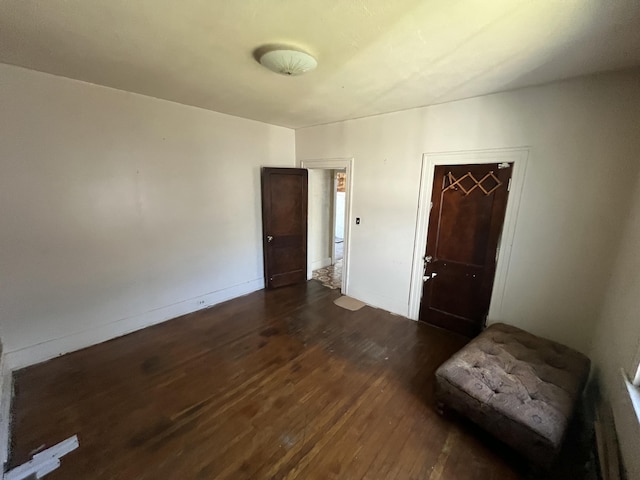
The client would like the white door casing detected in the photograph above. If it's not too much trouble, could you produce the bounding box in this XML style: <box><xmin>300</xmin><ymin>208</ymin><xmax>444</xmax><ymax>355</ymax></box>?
<box><xmin>300</xmin><ymin>158</ymin><xmax>354</xmax><ymax>295</ymax></box>
<box><xmin>408</xmin><ymin>148</ymin><xmax>529</xmax><ymax>322</ymax></box>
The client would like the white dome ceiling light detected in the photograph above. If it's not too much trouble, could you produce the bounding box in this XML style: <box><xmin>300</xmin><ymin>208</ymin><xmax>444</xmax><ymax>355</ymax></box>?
<box><xmin>258</xmin><ymin>48</ymin><xmax>317</xmax><ymax>76</ymax></box>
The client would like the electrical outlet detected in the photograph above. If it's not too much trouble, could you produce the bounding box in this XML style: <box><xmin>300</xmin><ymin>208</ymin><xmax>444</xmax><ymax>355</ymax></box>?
<box><xmin>198</xmin><ymin>300</ymin><xmax>206</xmax><ymax>306</ymax></box>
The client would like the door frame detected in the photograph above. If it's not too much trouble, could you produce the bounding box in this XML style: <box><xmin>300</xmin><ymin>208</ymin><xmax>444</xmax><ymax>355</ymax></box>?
<box><xmin>408</xmin><ymin>147</ymin><xmax>529</xmax><ymax>322</ymax></box>
<box><xmin>300</xmin><ymin>157</ymin><xmax>354</xmax><ymax>295</ymax></box>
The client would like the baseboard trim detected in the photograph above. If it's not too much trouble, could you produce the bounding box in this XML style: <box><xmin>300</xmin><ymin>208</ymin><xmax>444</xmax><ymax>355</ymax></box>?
<box><xmin>0</xmin><ymin>355</ymin><xmax>13</xmax><ymax>470</ymax></box>
<box><xmin>311</xmin><ymin>257</ymin><xmax>332</xmax><ymax>271</ymax></box>
<box><xmin>594</xmin><ymin>399</ymin><xmax>621</xmax><ymax>480</ymax></box>
<box><xmin>5</xmin><ymin>278</ymin><xmax>264</xmax><ymax>370</ymax></box>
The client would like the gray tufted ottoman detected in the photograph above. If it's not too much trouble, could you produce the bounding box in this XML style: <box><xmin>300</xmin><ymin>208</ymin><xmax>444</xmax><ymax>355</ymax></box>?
<box><xmin>435</xmin><ymin>323</ymin><xmax>590</xmax><ymax>468</ymax></box>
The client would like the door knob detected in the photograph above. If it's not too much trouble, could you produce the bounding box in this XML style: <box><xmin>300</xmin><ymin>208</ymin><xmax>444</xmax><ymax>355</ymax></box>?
<box><xmin>267</xmin><ymin>235</ymin><xmax>273</xmax><ymax>242</ymax></box>
<box><xmin>424</xmin><ymin>255</ymin><xmax>433</xmax><ymax>263</ymax></box>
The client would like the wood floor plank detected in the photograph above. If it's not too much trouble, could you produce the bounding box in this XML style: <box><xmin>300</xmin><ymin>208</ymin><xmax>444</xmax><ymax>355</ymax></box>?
<box><xmin>9</xmin><ymin>281</ymin><xmax>586</xmax><ymax>479</ymax></box>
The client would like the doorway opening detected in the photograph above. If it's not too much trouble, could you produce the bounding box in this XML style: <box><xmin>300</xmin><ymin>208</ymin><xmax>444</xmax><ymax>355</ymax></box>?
<box><xmin>310</xmin><ymin>170</ymin><xmax>346</xmax><ymax>290</ymax></box>
<box><xmin>334</xmin><ymin>171</ymin><xmax>346</xmax><ymax>263</ymax></box>
<box><xmin>301</xmin><ymin>158</ymin><xmax>353</xmax><ymax>295</ymax></box>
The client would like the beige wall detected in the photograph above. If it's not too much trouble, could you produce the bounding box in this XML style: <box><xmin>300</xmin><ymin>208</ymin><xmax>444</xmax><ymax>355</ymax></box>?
<box><xmin>0</xmin><ymin>64</ymin><xmax>295</xmax><ymax>367</ymax></box>
<box><xmin>591</xmin><ymin>172</ymin><xmax>640</xmax><ymax>479</ymax></box>
<box><xmin>296</xmin><ymin>71</ymin><xmax>640</xmax><ymax>354</ymax></box>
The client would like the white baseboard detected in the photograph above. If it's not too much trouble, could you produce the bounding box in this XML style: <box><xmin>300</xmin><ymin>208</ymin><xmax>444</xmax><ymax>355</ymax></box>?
<box><xmin>0</xmin><ymin>355</ymin><xmax>13</xmax><ymax>470</ymax></box>
<box><xmin>311</xmin><ymin>257</ymin><xmax>332</xmax><ymax>271</ymax></box>
<box><xmin>5</xmin><ymin>278</ymin><xmax>264</xmax><ymax>370</ymax></box>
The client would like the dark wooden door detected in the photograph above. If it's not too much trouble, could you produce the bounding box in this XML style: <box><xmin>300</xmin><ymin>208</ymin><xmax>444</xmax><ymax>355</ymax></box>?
<box><xmin>261</xmin><ymin>167</ymin><xmax>308</xmax><ymax>289</ymax></box>
<box><xmin>419</xmin><ymin>163</ymin><xmax>512</xmax><ymax>336</ymax></box>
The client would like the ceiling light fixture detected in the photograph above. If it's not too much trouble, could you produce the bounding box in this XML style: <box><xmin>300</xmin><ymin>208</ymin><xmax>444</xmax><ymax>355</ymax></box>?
<box><xmin>258</xmin><ymin>48</ymin><xmax>317</xmax><ymax>76</ymax></box>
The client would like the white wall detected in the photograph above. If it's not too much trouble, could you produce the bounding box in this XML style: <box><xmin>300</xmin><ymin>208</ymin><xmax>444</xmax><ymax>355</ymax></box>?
<box><xmin>296</xmin><ymin>71</ymin><xmax>640</xmax><ymax>354</ymax></box>
<box><xmin>307</xmin><ymin>169</ymin><xmax>333</xmax><ymax>274</ymax></box>
<box><xmin>335</xmin><ymin>191</ymin><xmax>346</xmax><ymax>240</ymax></box>
<box><xmin>0</xmin><ymin>64</ymin><xmax>295</xmax><ymax>367</ymax></box>
<box><xmin>591</xmin><ymin>171</ymin><xmax>640</xmax><ymax>479</ymax></box>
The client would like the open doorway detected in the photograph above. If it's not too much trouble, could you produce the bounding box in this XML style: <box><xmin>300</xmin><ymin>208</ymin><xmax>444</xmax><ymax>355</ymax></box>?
<box><xmin>309</xmin><ymin>170</ymin><xmax>346</xmax><ymax>290</ymax></box>
<box><xmin>333</xmin><ymin>171</ymin><xmax>346</xmax><ymax>262</ymax></box>
<box><xmin>302</xmin><ymin>158</ymin><xmax>353</xmax><ymax>295</ymax></box>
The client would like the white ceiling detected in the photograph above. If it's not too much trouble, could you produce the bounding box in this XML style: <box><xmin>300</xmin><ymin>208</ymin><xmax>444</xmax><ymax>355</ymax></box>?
<box><xmin>1</xmin><ymin>0</ymin><xmax>640</xmax><ymax>128</ymax></box>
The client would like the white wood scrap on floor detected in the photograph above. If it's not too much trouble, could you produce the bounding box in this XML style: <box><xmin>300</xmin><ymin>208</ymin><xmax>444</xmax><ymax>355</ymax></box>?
<box><xmin>4</xmin><ymin>435</ymin><xmax>78</xmax><ymax>480</ymax></box>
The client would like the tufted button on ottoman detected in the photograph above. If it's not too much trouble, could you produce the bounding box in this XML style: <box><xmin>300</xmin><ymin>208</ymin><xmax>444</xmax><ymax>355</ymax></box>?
<box><xmin>435</xmin><ymin>323</ymin><xmax>590</xmax><ymax>468</ymax></box>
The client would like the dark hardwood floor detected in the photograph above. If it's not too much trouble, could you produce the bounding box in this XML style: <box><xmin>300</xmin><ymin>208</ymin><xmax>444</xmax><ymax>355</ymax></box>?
<box><xmin>9</xmin><ymin>281</ymin><xmax>585</xmax><ymax>479</ymax></box>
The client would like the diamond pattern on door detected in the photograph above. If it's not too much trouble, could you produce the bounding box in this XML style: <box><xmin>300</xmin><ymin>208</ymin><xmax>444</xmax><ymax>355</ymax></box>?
<box><xmin>444</xmin><ymin>171</ymin><xmax>503</xmax><ymax>196</ymax></box>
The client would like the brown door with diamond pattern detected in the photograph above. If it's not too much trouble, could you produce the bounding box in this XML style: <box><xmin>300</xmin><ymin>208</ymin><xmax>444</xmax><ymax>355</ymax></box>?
<box><xmin>419</xmin><ymin>163</ymin><xmax>512</xmax><ymax>337</ymax></box>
